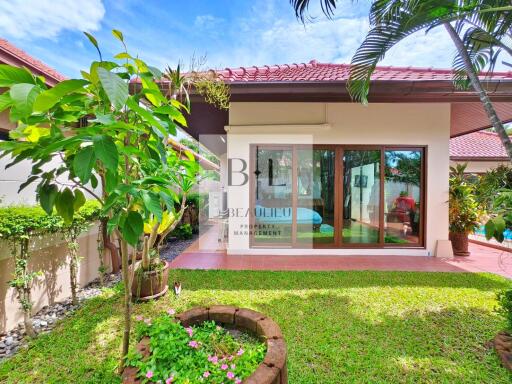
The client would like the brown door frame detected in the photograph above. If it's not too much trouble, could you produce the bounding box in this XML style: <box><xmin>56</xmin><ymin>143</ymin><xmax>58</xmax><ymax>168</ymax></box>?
<box><xmin>249</xmin><ymin>144</ymin><xmax>427</xmax><ymax>249</ymax></box>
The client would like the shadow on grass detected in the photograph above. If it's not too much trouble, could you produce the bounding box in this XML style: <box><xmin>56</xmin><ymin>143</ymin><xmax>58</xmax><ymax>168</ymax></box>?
<box><xmin>0</xmin><ymin>286</ymin><xmax>124</xmax><ymax>384</ymax></box>
<box><xmin>170</xmin><ymin>269</ymin><xmax>512</xmax><ymax>292</ymax></box>
<box><xmin>1</xmin><ymin>270</ymin><xmax>511</xmax><ymax>384</ymax></box>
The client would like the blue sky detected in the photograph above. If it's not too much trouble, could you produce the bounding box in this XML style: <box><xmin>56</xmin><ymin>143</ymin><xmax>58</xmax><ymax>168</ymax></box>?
<box><xmin>0</xmin><ymin>0</ymin><xmax>500</xmax><ymax>78</ymax></box>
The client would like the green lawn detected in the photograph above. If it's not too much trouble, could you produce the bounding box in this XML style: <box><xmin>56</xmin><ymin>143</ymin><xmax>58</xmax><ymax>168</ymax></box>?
<box><xmin>1</xmin><ymin>270</ymin><xmax>511</xmax><ymax>383</ymax></box>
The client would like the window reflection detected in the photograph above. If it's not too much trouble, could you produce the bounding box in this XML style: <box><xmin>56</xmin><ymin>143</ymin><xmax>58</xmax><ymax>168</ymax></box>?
<box><xmin>297</xmin><ymin>149</ymin><xmax>335</xmax><ymax>245</ymax></box>
<box><xmin>384</xmin><ymin>150</ymin><xmax>422</xmax><ymax>244</ymax></box>
<box><xmin>254</xmin><ymin>147</ymin><xmax>293</xmax><ymax>244</ymax></box>
<box><xmin>343</xmin><ymin>150</ymin><xmax>381</xmax><ymax>244</ymax></box>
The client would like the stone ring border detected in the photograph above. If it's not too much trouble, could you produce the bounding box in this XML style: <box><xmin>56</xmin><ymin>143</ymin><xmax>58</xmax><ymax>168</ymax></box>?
<box><xmin>123</xmin><ymin>305</ymin><xmax>288</xmax><ymax>384</ymax></box>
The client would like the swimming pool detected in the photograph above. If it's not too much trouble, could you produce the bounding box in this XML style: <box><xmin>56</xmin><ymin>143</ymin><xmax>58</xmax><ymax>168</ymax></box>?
<box><xmin>474</xmin><ymin>226</ymin><xmax>512</xmax><ymax>240</ymax></box>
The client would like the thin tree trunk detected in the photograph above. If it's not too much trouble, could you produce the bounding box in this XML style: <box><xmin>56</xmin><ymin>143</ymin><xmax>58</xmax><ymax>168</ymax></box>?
<box><xmin>20</xmin><ymin>238</ymin><xmax>35</xmax><ymax>338</ymax></box>
<box><xmin>102</xmin><ymin>218</ymin><xmax>120</xmax><ymax>273</ymax></box>
<box><xmin>69</xmin><ymin>236</ymin><xmax>79</xmax><ymax>306</ymax></box>
<box><xmin>118</xmin><ymin>236</ymin><xmax>131</xmax><ymax>373</ymax></box>
<box><xmin>445</xmin><ymin>22</ymin><xmax>512</xmax><ymax>162</ymax></box>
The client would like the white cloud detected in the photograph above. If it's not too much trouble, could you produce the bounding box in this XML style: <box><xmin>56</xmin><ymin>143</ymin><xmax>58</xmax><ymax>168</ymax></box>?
<box><xmin>0</xmin><ymin>0</ymin><xmax>105</xmax><ymax>39</ymax></box>
<box><xmin>194</xmin><ymin>15</ymin><xmax>224</xmax><ymax>29</ymax></box>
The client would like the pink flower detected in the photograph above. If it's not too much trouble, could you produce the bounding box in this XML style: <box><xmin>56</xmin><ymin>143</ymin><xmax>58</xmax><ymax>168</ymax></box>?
<box><xmin>228</xmin><ymin>355</ymin><xmax>234</xmax><ymax>361</ymax></box>
<box><xmin>236</xmin><ymin>348</ymin><xmax>244</xmax><ymax>356</ymax></box>
<box><xmin>203</xmin><ymin>371</ymin><xmax>211</xmax><ymax>378</ymax></box>
<box><xmin>235</xmin><ymin>379</ymin><xmax>242</xmax><ymax>384</ymax></box>
<box><xmin>145</xmin><ymin>370</ymin><xmax>154</xmax><ymax>379</ymax></box>
<box><xmin>227</xmin><ymin>371</ymin><xmax>235</xmax><ymax>380</ymax></box>
<box><xmin>185</xmin><ymin>327</ymin><xmax>194</xmax><ymax>337</ymax></box>
<box><xmin>135</xmin><ymin>315</ymin><xmax>144</xmax><ymax>321</ymax></box>
<box><xmin>188</xmin><ymin>340</ymin><xmax>199</xmax><ymax>349</ymax></box>
<box><xmin>167</xmin><ymin>309</ymin><xmax>176</xmax><ymax>316</ymax></box>
<box><xmin>208</xmin><ymin>355</ymin><xmax>218</xmax><ymax>364</ymax></box>
<box><xmin>165</xmin><ymin>376</ymin><xmax>174</xmax><ymax>384</ymax></box>
<box><xmin>230</xmin><ymin>364</ymin><xmax>236</xmax><ymax>369</ymax></box>
<box><xmin>221</xmin><ymin>363</ymin><xmax>228</xmax><ymax>370</ymax></box>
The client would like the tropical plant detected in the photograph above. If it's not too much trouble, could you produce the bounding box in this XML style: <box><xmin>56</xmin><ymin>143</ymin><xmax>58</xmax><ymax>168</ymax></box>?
<box><xmin>61</xmin><ymin>200</ymin><xmax>101</xmax><ymax>306</ymax></box>
<box><xmin>496</xmin><ymin>288</ymin><xmax>512</xmax><ymax>331</ymax></box>
<box><xmin>474</xmin><ymin>165</ymin><xmax>512</xmax><ymax>210</ymax></box>
<box><xmin>137</xmin><ymin>145</ymin><xmax>198</xmax><ymax>274</ymax></box>
<box><xmin>290</xmin><ymin>0</ymin><xmax>512</xmax><ymax>161</ymax></box>
<box><xmin>449</xmin><ymin>164</ymin><xmax>482</xmax><ymax>234</ymax></box>
<box><xmin>0</xmin><ymin>206</ymin><xmax>63</xmax><ymax>337</ymax></box>
<box><xmin>484</xmin><ymin>188</ymin><xmax>512</xmax><ymax>242</ymax></box>
<box><xmin>0</xmin><ymin>30</ymin><xmax>197</xmax><ymax>369</ymax></box>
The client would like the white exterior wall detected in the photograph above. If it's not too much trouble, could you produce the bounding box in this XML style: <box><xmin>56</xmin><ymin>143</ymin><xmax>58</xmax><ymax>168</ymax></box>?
<box><xmin>225</xmin><ymin>102</ymin><xmax>451</xmax><ymax>256</ymax></box>
<box><xmin>450</xmin><ymin>160</ymin><xmax>510</xmax><ymax>174</ymax></box>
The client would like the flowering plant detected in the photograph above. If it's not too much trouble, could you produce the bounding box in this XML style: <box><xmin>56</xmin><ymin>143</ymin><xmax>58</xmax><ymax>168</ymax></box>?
<box><xmin>126</xmin><ymin>311</ymin><xmax>266</xmax><ymax>383</ymax></box>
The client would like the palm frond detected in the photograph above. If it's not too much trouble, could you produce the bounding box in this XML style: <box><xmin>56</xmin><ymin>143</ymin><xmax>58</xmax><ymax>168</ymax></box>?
<box><xmin>290</xmin><ymin>0</ymin><xmax>339</xmax><ymax>22</ymax></box>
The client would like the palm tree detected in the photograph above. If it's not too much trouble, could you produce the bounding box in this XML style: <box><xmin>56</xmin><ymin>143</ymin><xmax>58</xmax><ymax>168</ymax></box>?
<box><xmin>290</xmin><ymin>0</ymin><xmax>512</xmax><ymax>161</ymax></box>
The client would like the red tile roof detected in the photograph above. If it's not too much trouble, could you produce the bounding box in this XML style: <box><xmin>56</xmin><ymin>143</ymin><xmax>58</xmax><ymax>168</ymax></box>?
<box><xmin>0</xmin><ymin>38</ymin><xmax>66</xmax><ymax>86</ymax></box>
<box><xmin>215</xmin><ymin>60</ymin><xmax>512</xmax><ymax>83</ymax></box>
<box><xmin>450</xmin><ymin>130</ymin><xmax>510</xmax><ymax>160</ymax></box>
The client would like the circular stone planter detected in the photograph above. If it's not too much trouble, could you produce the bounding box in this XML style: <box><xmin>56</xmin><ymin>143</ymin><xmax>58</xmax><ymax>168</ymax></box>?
<box><xmin>122</xmin><ymin>306</ymin><xmax>288</xmax><ymax>384</ymax></box>
<box><xmin>494</xmin><ymin>331</ymin><xmax>512</xmax><ymax>372</ymax></box>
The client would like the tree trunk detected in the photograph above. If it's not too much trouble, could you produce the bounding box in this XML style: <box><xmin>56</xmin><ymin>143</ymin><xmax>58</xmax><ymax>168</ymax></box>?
<box><xmin>118</xmin><ymin>237</ymin><xmax>131</xmax><ymax>373</ymax></box>
<box><xmin>69</xmin><ymin>241</ymin><xmax>79</xmax><ymax>306</ymax></box>
<box><xmin>445</xmin><ymin>22</ymin><xmax>512</xmax><ymax>162</ymax></box>
<box><xmin>19</xmin><ymin>238</ymin><xmax>35</xmax><ymax>338</ymax></box>
<box><xmin>102</xmin><ymin>218</ymin><xmax>120</xmax><ymax>273</ymax></box>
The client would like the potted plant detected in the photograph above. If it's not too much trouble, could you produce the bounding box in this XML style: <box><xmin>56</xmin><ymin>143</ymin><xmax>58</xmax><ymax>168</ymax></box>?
<box><xmin>131</xmin><ymin>148</ymin><xmax>198</xmax><ymax>301</ymax></box>
<box><xmin>448</xmin><ymin>164</ymin><xmax>482</xmax><ymax>256</ymax></box>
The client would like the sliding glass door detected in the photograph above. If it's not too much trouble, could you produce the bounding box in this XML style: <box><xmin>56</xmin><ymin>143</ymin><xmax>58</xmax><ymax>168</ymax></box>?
<box><xmin>253</xmin><ymin>146</ymin><xmax>293</xmax><ymax>246</ymax></box>
<box><xmin>250</xmin><ymin>145</ymin><xmax>425</xmax><ymax>248</ymax></box>
<box><xmin>342</xmin><ymin>149</ymin><xmax>381</xmax><ymax>244</ymax></box>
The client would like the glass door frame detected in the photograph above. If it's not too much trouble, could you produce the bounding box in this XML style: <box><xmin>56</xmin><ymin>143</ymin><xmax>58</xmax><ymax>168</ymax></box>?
<box><xmin>249</xmin><ymin>144</ymin><xmax>427</xmax><ymax>249</ymax></box>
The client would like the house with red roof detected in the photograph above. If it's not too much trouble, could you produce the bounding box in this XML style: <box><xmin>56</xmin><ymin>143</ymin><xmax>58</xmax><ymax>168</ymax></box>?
<box><xmin>0</xmin><ymin>38</ymin><xmax>67</xmax><ymax>140</ymax></box>
<box><xmin>181</xmin><ymin>60</ymin><xmax>512</xmax><ymax>258</ymax></box>
<box><xmin>450</xmin><ymin>130</ymin><xmax>511</xmax><ymax>173</ymax></box>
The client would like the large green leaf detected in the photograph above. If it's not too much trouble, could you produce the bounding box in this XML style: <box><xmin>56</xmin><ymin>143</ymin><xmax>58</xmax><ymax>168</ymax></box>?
<box><xmin>33</xmin><ymin>79</ymin><xmax>88</xmax><ymax>112</ymax></box>
<box><xmin>141</xmin><ymin>190</ymin><xmax>163</xmax><ymax>222</ymax></box>
<box><xmin>104</xmin><ymin>168</ymin><xmax>118</xmax><ymax>193</ymax></box>
<box><xmin>73</xmin><ymin>145</ymin><xmax>96</xmax><ymax>183</ymax></box>
<box><xmin>97</xmin><ymin>67</ymin><xmax>128</xmax><ymax>110</ymax></box>
<box><xmin>0</xmin><ymin>65</ymin><xmax>35</xmax><ymax>87</ymax></box>
<box><xmin>39</xmin><ymin>184</ymin><xmax>59</xmax><ymax>215</ymax></box>
<box><xmin>92</xmin><ymin>135</ymin><xmax>118</xmax><ymax>171</ymax></box>
<box><xmin>0</xmin><ymin>93</ymin><xmax>12</xmax><ymax>112</ymax></box>
<box><xmin>73</xmin><ymin>189</ymin><xmax>86</xmax><ymax>211</ymax></box>
<box><xmin>120</xmin><ymin>211</ymin><xmax>143</xmax><ymax>246</ymax></box>
<box><xmin>126</xmin><ymin>97</ymin><xmax>167</xmax><ymax>136</ymax></box>
<box><xmin>9</xmin><ymin>83</ymin><xmax>40</xmax><ymax>118</ymax></box>
<box><xmin>55</xmin><ymin>188</ymin><xmax>75</xmax><ymax>224</ymax></box>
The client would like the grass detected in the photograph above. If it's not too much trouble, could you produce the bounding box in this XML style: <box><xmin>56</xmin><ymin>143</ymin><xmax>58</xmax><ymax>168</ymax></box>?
<box><xmin>1</xmin><ymin>270</ymin><xmax>512</xmax><ymax>383</ymax></box>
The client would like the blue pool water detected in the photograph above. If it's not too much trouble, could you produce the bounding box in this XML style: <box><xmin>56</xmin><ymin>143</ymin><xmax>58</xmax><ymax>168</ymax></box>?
<box><xmin>474</xmin><ymin>226</ymin><xmax>512</xmax><ymax>240</ymax></box>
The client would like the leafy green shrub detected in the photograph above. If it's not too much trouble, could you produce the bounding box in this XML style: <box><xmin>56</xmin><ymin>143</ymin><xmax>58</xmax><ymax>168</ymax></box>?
<box><xmin>449</xmin><ymin>164</ymin><xmax>482</xmax><ymax>234</ymax></box>
<box><xmin>484</xmin><ymin>189</ymin><xmax>512</xmax><ymax>243</ymax></box>
<box><xmin>496</xmin><ymin>289</ymin><xmax>512</xmax><ymax>331</ymax></box>
<box><xmin>172</xmin><ymin>224</ymin><xmax>193</xmax><ymax>240</ymax></box>
<box><xmin>0</xmin><ymin>205</ymin><xmax>63</xmax><ymax>337</ymax></box>
<box><xmin>474</xmin><ymin>165</ymin><xmax>512</xmax><ymax>210</ymax></box>
<box><xmin>127</xmin><ymin>313</ymin><xmax>266</xmax><ymax>383</ymax></box>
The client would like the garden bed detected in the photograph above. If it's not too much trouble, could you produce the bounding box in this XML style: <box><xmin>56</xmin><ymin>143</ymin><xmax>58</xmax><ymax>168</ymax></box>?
<box><xmin>123</xmin><ymin>306</ymin><xmax>287</xmax><ymax>384</ymax></box>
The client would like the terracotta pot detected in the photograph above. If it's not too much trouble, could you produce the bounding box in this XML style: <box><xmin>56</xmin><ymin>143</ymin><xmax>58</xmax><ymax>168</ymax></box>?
<box><xmin>131</xmin><ymin>260</ymin><xmax>170</xmax><ymax>301</ymax></box>
<box><xmin>449</xmin><ymin>232</ymin><xmax>470</xmax><ymax>256</ymax></box>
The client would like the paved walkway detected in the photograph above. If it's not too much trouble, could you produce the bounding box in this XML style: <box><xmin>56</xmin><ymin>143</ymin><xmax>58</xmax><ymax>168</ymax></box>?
<box><xmin>170</xmin><ymin>228</ymin><xmax>512</xmax><ymax>278</ymax></box>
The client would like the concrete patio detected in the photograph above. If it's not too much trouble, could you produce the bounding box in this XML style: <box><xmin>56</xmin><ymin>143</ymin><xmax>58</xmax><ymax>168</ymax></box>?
<box><xmin>170</xmin><ymin>232</ymin><xmax>512</xmax><ymax>278</ymax></box>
